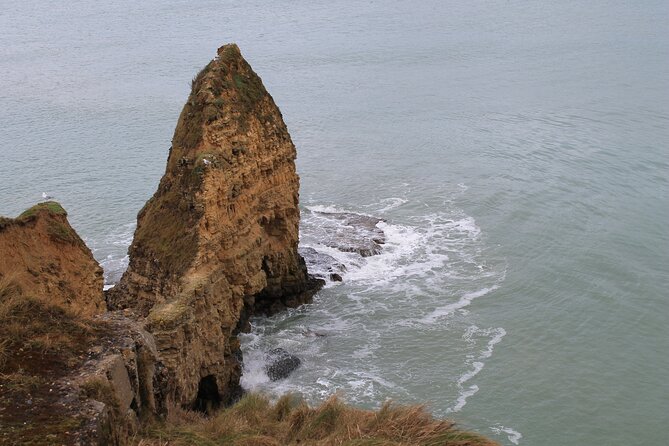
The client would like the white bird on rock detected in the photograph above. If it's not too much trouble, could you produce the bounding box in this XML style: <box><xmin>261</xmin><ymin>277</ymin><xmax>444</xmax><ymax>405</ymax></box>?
<box><xmin>42</xmin><ymin>192</ymin><xmax>53</xmax><ymax>200</ymax></box>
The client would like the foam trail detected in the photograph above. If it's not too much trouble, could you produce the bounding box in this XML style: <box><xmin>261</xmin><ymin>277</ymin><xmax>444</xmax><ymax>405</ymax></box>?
<box><xmin>374</xmin><ymin>197</ymin><xmax>408</xmax><ymax>213</ymax></box>
<box><xmin>490</xmin><ymin>424</ymin><xmax>523</xmax><ymax>445</ymax></box>
<box><xmin>448</xmin><ymin>326</ymin><xmax>506</xmax><ymax>413</ymax></box>
<box><xmin>449</xmin><ymin>385</ymin><xmax>479</xmax><ymax>413</ymax></box>
<box><xmin>420</xmin><ymin>286</ymin><xmax>499</xmax><ymax>324</ymax></box>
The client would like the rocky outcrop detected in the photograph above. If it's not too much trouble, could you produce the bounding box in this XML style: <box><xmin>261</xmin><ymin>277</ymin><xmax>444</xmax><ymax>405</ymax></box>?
<box><xmin>299</xmin><ymin>247</ymin><xmax>347</xmax><ymax>282</ymax></box>
<box><xmin>69</xmin><ymin>312</ymin><xmax>166</xmax><ymax>445</ymax></box>
<box><xmin>308</xmin><ymin>211</ymin><xmax>386</xmax><ymax>257</ymax></box>
<box><xmin>107</xmin><ymin>44</ymin><xmax>322</xmax><ymax>409</ymax></box>
<box><xmin>0</xmin><ymin>201</ymin><xmax>105</xmax><ymax>317</ymax></box>
<box><xmin>264</xmin><ymin>348</ymin><xmax>301</xmax><ymax>381</ymax></box>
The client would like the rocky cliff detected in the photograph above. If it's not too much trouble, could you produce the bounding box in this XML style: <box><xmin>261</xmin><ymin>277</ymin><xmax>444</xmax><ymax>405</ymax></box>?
<box><xmin>107</xmin><ymin>44</ymin><xmax>322</xmax><ymax>409</ymax></box>
<box><xmin>0</xmin><ymin>201</ymin><xmax>104</xmax><ymax>317</ymax></box>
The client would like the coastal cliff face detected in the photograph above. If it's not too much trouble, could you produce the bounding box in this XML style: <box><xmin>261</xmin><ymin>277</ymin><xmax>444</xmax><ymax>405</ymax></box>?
<box><xmin>0</xmin><ymin>202</ymin><xmax>104</xmax><ymax>317</ymax></box>
<box><xmin>108</xmin><ymin>44</ymin><xmax>321</xmax><ymax>408</ymax></box>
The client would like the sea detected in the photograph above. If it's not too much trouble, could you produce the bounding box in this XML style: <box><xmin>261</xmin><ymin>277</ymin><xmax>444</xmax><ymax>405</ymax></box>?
<box><xmin>1</xmin><ymin>1</ymin><xmax>667</xmax><ymax>444</ymax></box>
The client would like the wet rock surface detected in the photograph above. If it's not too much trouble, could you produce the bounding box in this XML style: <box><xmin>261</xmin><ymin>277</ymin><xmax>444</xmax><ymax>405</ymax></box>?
<box><xmin>298</xmin><ymin>247</ymin><xmax>347</xmax><ymax>281</ymax></box>
<box><xmin>310</xmin><ymin>212</ymin><xmax>386</xmax><ymax>257</ymax></box>
<box><xmin>264</xmin><ymin>348</ymin><xmax>301</xmax><ymax>381</ymax></box>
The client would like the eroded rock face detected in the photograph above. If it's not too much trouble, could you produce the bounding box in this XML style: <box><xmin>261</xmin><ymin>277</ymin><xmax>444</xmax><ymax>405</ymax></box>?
<box><xmin>107</xmin><ymin>44</ymin><xmax>322</xmax><ymax>408</ymax></box>
<box><xmin>0</xmin><ymin>202</ymin><xmax>105</xmax><ymax>317</ymax></box>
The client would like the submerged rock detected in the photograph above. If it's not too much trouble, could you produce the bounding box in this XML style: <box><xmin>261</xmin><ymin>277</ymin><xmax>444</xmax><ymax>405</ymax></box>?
<box><xmin>312</xmin><ymin>211</ymin><xmax>385</xmax><ymax>257</ymax></box>
<box><xmin>265</xmin><ymin>348</ymin><xmax>301</xmax><ymax>381</ymax></box>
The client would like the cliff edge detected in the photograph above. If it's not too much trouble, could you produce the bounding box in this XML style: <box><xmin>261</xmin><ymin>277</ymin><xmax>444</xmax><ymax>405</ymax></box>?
<box><xmin>107</xmin><ymin>44</ymin><xmax>322</xmax><ymax>408</ymax></box>
<box><xmin>0</xmin><ymin>201</ymin><xmax>104</xmax><ymax>317</ymax></box>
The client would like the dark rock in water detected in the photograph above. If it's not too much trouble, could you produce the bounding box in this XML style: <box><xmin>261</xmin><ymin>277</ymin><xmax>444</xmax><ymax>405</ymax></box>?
<box><xmin>265</xmin><ymin>348</ymin><xmax>301</xmax><ymax>381</ymax></box>
<box><xmin>312</xmin><ymin>212</ymin><xmax>386</xmax><ymax>257</ymax></box>
<box><xmin>330</xmin><ymin>273</ymin><xmax>343</xmax><ymax>282</ymax></box>
<box><xmin>302</xmin><ymin>329</ymin><xmax>327</xmax><ymax>338</ymax></box>
<box><xmin>299</xmin><ymin>247</ymin><xmax>347</xmax><ymax>281</ymax></box>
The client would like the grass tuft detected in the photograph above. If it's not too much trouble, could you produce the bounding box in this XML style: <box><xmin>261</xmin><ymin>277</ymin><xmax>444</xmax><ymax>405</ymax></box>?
<box><xmin>18</xmin><ymin>201</ymin><xmax>67</xmax><ymax>220</ymax></box>
<box><xmin>80</xmin><ymin>377</ymin><xmax>120</xmax><ymax>410</ymax></box>
<box><xmin>134</xmin><ymin>393</ymin><xmax>498</xmax><ymax>446</ymax></box>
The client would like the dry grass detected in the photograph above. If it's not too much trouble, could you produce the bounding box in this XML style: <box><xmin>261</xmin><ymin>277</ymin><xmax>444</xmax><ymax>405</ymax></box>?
<box><xmin>135</xmin><ymin>393</ymin><xmax>498</xmax><ymax>446</ymax></box>
<box><xmin>0</xmin><ymin>369</ymin><xmax>43</xmax><ymax>392</ymax></box>
<box><xmin>0</xmin><ymin>276</ymin><xmax>108</xmax><ymax>444</ymax></box>
<box><xmin>80</xmin><ymin>376</ymin><xmax>120</xmax><ymax>411</ymax></box>
<box><xmin>0</xmin><ymin>278</ymin><xmax>97</xmax><ymax>376</ymax></box>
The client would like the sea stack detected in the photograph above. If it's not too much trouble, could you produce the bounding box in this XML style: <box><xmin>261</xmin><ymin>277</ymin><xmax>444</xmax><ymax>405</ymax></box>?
<box><xmin>107</xmin><ymin>44</ymin><xmax>322</xmax><ymax>406</ymax></box>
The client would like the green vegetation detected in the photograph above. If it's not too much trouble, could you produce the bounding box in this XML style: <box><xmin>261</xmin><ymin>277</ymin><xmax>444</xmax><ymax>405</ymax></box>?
<box><xmin>233</xmin><ymin>72</ymin><xmax>265</xmax><ymax>108</ymax></box>
<box><xmin>135</xmin><ymin>393</ymin><xmax>497</xmax><ymax>446</ymax></box>
<box><xmin>46</xmin><ymin>219</ymin><xmax>81</xmax><ymax>244</ymax></box>
<box><xmin>173</xmin><ymin>61</ymin><xmax>215</xmax><ymax>151</ymax></box>
<box><xmin>2</xmin><ymin>202</ymin><xmax>72</xmax><ymax>234</ymax></box>
<box><xmin>18</xmin><ymin>201</ymin><xmax>67</xmax><ymax>220</ymax></box>
<box><xmin>132</xmin><ymin>178</ymin><xmax>202</xmax><ymax>277</ymax></box>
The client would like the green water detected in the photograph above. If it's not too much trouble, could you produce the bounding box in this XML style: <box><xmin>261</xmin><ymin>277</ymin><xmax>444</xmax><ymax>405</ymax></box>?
<box><xmin>1</xmin><ymin>1</ymin><xmax>667</xmax><ymax>444</ymax></box>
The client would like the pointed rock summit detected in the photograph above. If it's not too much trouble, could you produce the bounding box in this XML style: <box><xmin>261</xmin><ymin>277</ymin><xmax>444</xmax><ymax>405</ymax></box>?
<box><xmin>107</xmin><ymin>44</ymin><xmax>322</xmax><ymax>405</ymax></box>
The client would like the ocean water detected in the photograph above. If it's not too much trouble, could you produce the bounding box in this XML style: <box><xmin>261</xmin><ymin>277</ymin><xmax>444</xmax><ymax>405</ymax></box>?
<box><xmin>1</xmin><ymin>1</ymin><xmax>668</xmax><ymax>444</ymax></box>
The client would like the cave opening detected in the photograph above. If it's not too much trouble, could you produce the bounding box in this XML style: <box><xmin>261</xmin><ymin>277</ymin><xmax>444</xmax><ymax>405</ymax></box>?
<box><xmin>192</xmin><ymin>375</ymin><xmax>221</xmax><ymax>414</ymax></box>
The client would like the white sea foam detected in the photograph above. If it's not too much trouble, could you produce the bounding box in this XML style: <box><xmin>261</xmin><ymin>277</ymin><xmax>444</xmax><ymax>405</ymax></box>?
<box><xmin>90</xmin><ymin>222</ymin><xmax>135</xmax><ymax>288</ymax></box>
<box><xmin>244</xmin><ymin>200</ymin><xmax>507</xmax><ymax>419</ymax></box>
<box><xmin>449</xmin><ymin>384</ymin><xmax>479</xmax><ymax>413</ymax></box>
<box><xmin>490</xmin><ymin>424</ymin><xmax>523</xmax><ymax>445</ymax></box>
<box><xmin>420</xmin><ymin>286</ymin><xmax>500</xmax><ymax>324</ymax></box>
<box><xmin>305</xmin><ymin>204</ymin><xmax>350</xmax><ymax>214</ymax></box>
<box><xmin>373</xmin><ymin>197</ymin><xmax>408</xmax><ymax>213</ymax></box>
<box><xmin>447</xmin><ymin>326</ymin><xmax>507</xmax><ymax>413</ymax></box>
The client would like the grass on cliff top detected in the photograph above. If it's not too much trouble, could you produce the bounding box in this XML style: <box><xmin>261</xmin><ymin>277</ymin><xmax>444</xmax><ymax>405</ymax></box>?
<box><xmin>136</xmin><ymin>393</ymin><xmax>497</xmax><ymax>446</ymax></box>
<box><xmin>0</xmin><ymin>201</ymin><xmax>82</xmax><ymax>245</ymax></box>
<box><xmin>18</xmin><ymin>201</ymin><xmax>67</xmax><ymax>219</ymax></box>
<box><xmin>1</xmin><ymin>201</ymin><xmax>68</xmax><ymax>233</ymax></box>
<box><xmin>0</xmin><ymin>277</ymin><xmax>106</xmax><ymax>444</ymax></box>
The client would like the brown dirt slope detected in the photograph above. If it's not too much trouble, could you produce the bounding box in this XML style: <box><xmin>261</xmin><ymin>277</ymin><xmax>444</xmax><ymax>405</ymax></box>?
<box><xmin>0</xmin><ymin>201</ymin><xmax>105</xmax><ymax>318</ymax></box>
<box><xmin>0</xmin><ymin>275</ymin><xmax>111</xmax><ymax>445</ymax></box>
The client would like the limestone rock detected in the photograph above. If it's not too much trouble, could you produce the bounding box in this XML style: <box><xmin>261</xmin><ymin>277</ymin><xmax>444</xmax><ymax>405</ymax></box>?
<box><xmin>107</xmin><ymin>44</ymin><xmax>323</xmax><ymax>408</ymax></box>
<box><xmin>0</xmin><ymin>201</ymin><xmax>105</xmax><ymax>317</ymax></box>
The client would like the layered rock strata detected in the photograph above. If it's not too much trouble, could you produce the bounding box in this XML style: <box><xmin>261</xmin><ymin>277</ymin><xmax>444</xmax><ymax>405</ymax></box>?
<box><xmin>0</xmin><ymin>201</ymin><xmax>105</xmax><ymax>317</ymax></box>
<box><xmin>107</xmin><ymin>44</ymin><xmax>322</xmax><ymax>408</ymax></box>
